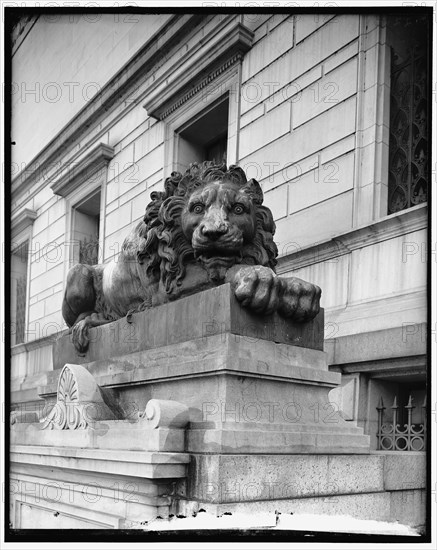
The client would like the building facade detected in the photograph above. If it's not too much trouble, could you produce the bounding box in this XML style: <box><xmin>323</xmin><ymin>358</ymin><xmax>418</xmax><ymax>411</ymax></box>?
<box><xmin>10</xmin><ymin>11</ymin><xmax>429</xmax><ymax>451</ymax></box>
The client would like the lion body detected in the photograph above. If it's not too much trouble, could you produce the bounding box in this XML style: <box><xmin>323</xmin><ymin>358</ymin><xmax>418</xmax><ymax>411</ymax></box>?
<box><xmin>63</xmin><ymin>162</ymin><xmax>320</xmax><ymax>353</ymax></box>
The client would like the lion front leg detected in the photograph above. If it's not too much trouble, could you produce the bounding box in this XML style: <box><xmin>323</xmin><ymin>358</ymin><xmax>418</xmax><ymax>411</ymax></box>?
<box><xmin>231</xmin><ymin>265</ymin><xmax>281</xmax><ymax>315</ymax></box>
<box><xmin>230</xmin><ymin>265</ymin><xmax>321</xmax><ymax>321</ymax></box>
<box><xmin>71</xmin><ymin>311</ymin><xmax>113</xmax><ymax>355</ymax></box>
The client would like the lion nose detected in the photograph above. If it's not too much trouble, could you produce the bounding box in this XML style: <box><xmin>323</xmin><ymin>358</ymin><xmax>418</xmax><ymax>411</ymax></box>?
<box><xmin>200</xmin><ymin>222</ymin><xmax>228</xmax><ymax>240</ymax></box>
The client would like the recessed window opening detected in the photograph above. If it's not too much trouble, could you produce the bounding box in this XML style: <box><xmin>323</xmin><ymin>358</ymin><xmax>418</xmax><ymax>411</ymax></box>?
<box><xmin>72</xmin><ymin>190</ymin><xmax>101</xmax><ymax>266</ymax></box>
<box><xmin>176</xmin><ymin>96</ymin><xmax>229</xmax><ymax>171</ymax></box>
<box><xmin>11</xmin><ymin>241</ymin><xmax>29</xmax><ymax>345</ymax></box>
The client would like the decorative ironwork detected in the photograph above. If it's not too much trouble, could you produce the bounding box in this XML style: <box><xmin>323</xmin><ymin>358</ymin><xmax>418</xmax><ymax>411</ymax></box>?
<box><xmin>388</xmin><ymin>16</ymin><xmax>429</xmax><ymax>214</ymax></box>
<box><xmin>15</xmin><ymin>274</ymin><xmax>27</xmax><ymax>344</ymax></box>
<box><xmin>79</xmin><ymin>235</ymin><xmax>99</xmax><ymax>265</ymax></box>
<box><xmin>376</xmin><ymin>395</ymin><xmax>426</xmax><ymax>451</ymax></box>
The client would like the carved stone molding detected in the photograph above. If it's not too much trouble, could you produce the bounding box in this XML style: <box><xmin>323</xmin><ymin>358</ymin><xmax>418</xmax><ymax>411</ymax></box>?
<box><xmin>159</xmin><ymin>52</ymin><xmax>244</xmax><ymax>120</ymax></box>
<box><xmin>40</xmin><ymin>363</ymin><xmax>116</xmax><ymax>430</ymax></box>
<box><xmin>11</xmin><ymin>207</ymin><xmax>37</xmax><ymax>240</ymax></box>
<box><xmin>143</xmin><ymin>19</ymin><xmax>253</xmax><ymax>120</ymax></box>
<box><xmin>50</xmin><ymin>143</ymin><xmax>114</xmax><ymax>197</ymax></box>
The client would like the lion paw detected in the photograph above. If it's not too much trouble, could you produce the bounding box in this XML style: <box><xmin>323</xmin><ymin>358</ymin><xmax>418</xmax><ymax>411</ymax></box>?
<box><xmin>71</xmin><ymin>319</ymin><xmax>90</xmax><ymax>355</ymax></box>
<box><xmin>233</xmin><ymin>267</ymin><xmax>321</xmax><ymax>322</ymax></box>
<box><xmin>278</xmin><ymin>277</ymin><xmax>321</xmax><ymax>322</ymax></box>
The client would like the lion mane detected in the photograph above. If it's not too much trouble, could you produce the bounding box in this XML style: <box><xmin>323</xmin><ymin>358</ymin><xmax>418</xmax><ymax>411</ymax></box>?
<box><xmin>136</xmin><ymin>162</ymin><xmax>278</xmax><ymax>294</ymax></box>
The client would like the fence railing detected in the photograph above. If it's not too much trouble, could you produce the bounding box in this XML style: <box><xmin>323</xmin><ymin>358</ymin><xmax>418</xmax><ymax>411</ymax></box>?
<box><xmin>376</xmin><ymin>395</ymin><xmax>426</xmax><ymax>451</ymax></box>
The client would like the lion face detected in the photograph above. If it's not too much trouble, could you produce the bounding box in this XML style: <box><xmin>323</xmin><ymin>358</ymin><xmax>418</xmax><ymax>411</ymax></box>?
<box><xmin>181</xmin><ymin>180</ymin><xmax>257</xmax><ymax>275</ymax></box>
<box><xmin>138</xmin><ymin>162</ymin><xmax>278</xmax><ymax>292</ymax></box>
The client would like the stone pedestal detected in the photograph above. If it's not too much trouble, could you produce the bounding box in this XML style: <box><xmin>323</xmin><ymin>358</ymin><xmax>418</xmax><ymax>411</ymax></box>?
<box><xmin>17</xmin><ymin>284</ymin><xmax>418</xmax><ymax>530</ymax></box>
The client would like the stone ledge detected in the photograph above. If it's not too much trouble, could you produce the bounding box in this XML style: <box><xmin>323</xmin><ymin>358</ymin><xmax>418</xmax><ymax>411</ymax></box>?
<box><xmin>327</xmin><ymin>324</ymin><xmax>427</xmax><ymax>366</ymax></box>
<box><xmin>277</xmin><ymin>203</ymin><xmax>427</xmax><ymax>272</ymax></box>
<box><xmin>11</xmin><ymin>445</ymin><xmax>190</xmax><ymax>480</ymax></box>
<box><xmin>11</xmin><ymin>421</ymin><xmax>186</xmax><ymax>453</ymax></box>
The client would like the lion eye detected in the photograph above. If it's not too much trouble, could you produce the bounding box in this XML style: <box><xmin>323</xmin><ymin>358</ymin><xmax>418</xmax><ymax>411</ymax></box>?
<box><xmin>192</xmin><ymin>203</ymin><xmax>204</xmax><ymax>214</ymax></box>
<box><xmin>233</xmin><ymin>204</ymin><xmax>245</xmax><ymax>215</ymax></box>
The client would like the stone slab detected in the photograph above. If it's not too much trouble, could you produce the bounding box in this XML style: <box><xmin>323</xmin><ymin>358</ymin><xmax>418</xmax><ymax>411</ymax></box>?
<box><xmin>11</xmin><ymin>421</ymin><xmax>186</xmax><ymax>452</ymax></box>
<box><xmin>185</xmin><ymin>454</ymin><xmax>385</xmax><ymax>503</ymax></box>
<box><xmin>53</xmin><ymin>283</ymin><xmax>324</xmax><ymax>369</ymax></box>
<box><xmin>11</xmin><ymin>445</ymin><xmax>190</xmax><ymax>479</ymax></box>
<box><xmin>186</xmin><ymin>452</ymin><xmax>426</xmax><ymax>504</ymax></box>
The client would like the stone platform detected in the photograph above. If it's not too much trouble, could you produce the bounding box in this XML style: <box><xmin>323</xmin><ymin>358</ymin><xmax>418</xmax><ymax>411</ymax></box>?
<box><xmin>14</xmin><ymin>284</ymin><xmax>427</xmax><ymax>530</ymax></box>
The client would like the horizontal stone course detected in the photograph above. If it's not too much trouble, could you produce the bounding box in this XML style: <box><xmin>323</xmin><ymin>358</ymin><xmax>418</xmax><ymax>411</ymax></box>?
<box><xmin>185</xmin><ymin>451</ymin><xmax>425</xmax><ymax>503</ymax></box>
<box><xmin>11</xmin><ymin>444</ymin><xmax>189</xmax><ymax>479</ymax></box>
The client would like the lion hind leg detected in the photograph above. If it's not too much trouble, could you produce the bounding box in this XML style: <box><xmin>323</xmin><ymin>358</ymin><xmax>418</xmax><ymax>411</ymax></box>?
<box><xmin>62</xmin><ymin>264</ymin><xmax>97</xmax><ymax>327</ymax></box>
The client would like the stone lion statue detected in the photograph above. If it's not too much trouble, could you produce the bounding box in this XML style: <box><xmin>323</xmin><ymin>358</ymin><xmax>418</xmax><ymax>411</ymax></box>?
<box><xmin>63</xmin><ymin>162</ymin><xmax>321</xmax><ymax>353</ymax></box>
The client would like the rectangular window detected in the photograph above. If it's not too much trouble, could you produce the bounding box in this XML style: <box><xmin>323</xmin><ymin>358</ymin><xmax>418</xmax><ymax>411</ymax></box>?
<box><xmin>72</xmin><ymin>189</ymin><xmax>101</xmax><ymax>266</ymax></box>
<box><xmin>11</xmin><ymin>242</ymin><xmax>29</xmax><ymax>345</ymax></box>
<box><xmin>387</xmin><ymin>15</ymin><xmax>429</xmax><ymax>214</ymax></box>
<box><xmin>176</xmin><ymin>96</ymin><xmax>229</xmax><ymax>172</ymax></box>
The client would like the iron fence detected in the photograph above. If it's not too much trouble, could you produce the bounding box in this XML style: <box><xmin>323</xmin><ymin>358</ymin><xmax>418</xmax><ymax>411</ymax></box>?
<box><xmin>376</xmin><ymin>395</ymin><xmax>426</xmax><ymax>451</ymax></box>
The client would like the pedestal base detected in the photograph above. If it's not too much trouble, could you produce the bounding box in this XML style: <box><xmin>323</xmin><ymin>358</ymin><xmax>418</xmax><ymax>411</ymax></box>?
<box><xmin>10</xmin><ymin>285</ymin><xmax>382</xmax><ymax>530</ymax></box>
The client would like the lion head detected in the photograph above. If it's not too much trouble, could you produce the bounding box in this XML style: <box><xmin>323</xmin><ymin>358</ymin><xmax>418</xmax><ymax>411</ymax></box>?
<box><xmin>137</xmin><ymin>162</ymin><xmax>278</xmax><ymax>293</ymax></box>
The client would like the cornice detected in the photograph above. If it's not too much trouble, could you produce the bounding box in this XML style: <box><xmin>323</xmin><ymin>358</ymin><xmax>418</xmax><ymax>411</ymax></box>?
<box><xmin>160</xmin><ymin>52</ymin><xmax>245</xmax><ymax>120</ymax></box>
<box><xmin>276</xmin><ymin>203</ymin><xmax>428</xmax><ymax>273</ymax></box>
<box><xmin>50</xmin><ymin>143</ymin><xmax>114</xmax><ymax>197</ymax></box>
<box><xmin>11</xmin><ymin>207</ymin><xmax>37</xmax><ymax>237</ymax></box>
<box><xmin>11</xmin><ymin>14</ymin><xmax>206</xmax><ymax>203</ymax></box>
<box><xmin>143</xmin><ymin>20</ymin><xmax>253</xmax><ymax>120</ymax></box>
